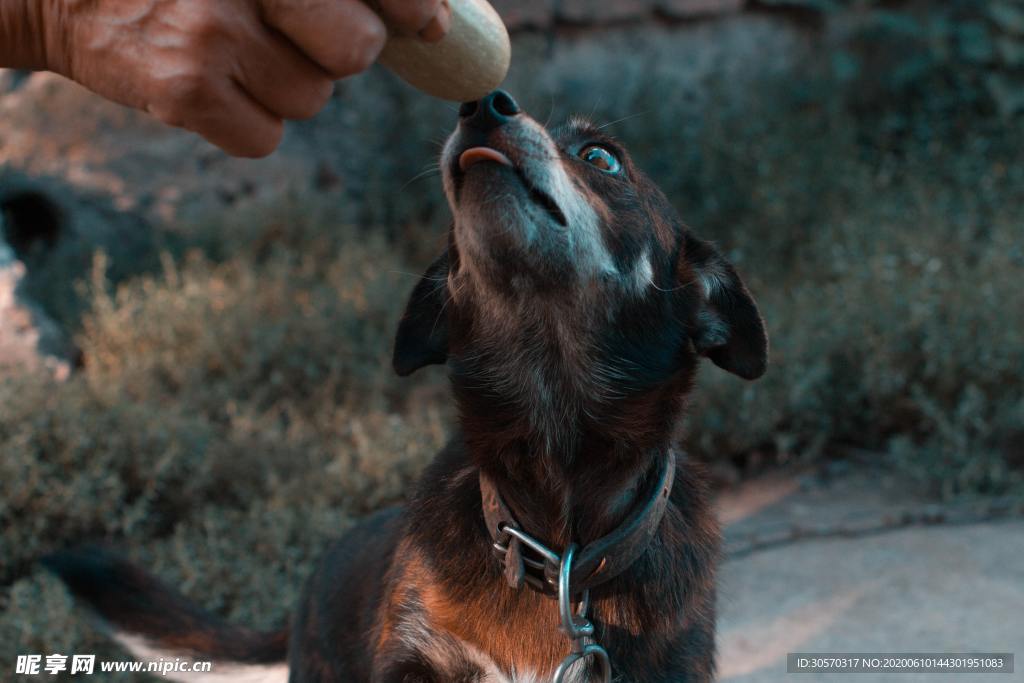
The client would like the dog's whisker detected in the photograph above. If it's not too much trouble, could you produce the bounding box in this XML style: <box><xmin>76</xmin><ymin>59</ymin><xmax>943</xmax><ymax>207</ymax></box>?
<box><xmin>388</xmin><ymin>269</ymin><xmax>448</xmax><ymax>281</ymax></box>
<box><xmin>400</xmin><ymin>167</ymin><xmax>442</xmax><ymax>192</ymax></box>
<box><xmin>596</xmin><ymin>110</ymin><xmax>652</xmax><ymax>131</ymax></box>
<box><xmin>542</xmin><ymin>92</ymin><xmax>556</xmax><ymax>129</ymax></box>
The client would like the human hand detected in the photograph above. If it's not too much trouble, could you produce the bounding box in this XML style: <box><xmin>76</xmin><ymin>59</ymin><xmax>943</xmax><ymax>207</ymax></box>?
<box><xmin>17</xmin><ymin>0</ymin><xmax>451</xmax><ymax>157</ymax></box>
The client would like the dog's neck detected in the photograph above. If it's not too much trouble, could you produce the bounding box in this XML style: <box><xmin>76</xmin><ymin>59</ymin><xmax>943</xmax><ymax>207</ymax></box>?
<box><xmin>447</xmin><ymin>298</ymin><xmax>692</xmax><ymax>549</ymax></box>
<box><xmin>456</xmin><ymin>402</ymin><xmax>673</xmax><ymax>550</ymax></box>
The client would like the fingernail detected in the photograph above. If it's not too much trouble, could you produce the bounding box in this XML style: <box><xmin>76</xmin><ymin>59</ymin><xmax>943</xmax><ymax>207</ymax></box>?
<box><xmin>418</xmin><ymin>2</ymin><xmax>451</xmax><ymax>43</ymax></box>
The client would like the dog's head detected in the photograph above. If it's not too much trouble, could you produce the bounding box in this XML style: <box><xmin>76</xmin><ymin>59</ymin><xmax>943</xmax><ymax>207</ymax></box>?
<box><xmin>394</xmin><ymin>91</ymin><xmax>767</xmax><ymax>452</ymax></box>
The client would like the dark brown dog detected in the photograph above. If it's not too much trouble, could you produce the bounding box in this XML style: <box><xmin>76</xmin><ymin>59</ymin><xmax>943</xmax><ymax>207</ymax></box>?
<box><xmin>45</xmin><ymin>90</ymin><xmax>767</xmax><ymax>682</ymax></box>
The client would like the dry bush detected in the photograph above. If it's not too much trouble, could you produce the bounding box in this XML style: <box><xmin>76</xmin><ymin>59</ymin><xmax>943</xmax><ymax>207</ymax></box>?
<box><xmin>2</xmin><ymin>21</ymin><xmax>1023</xmax><ymax>680</ymax></box>
<box><xmin>1</xmin><ymin>208</ymin><xmax>448</xmax><ymax>679</ymax></box>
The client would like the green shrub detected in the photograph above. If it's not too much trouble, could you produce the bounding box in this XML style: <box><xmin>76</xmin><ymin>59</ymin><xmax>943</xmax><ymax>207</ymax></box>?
<box><xmin>0</xmin><ymin>209</ymin><xmax>448</xmax><ymax>679</ymax></box>
<box><xmin>2</xmin><ymin>15</ymin><xmax>1023</xmax><ymax>679</ymax></box>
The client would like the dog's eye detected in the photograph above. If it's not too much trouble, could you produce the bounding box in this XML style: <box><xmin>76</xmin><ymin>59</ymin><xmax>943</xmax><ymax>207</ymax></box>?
<box><xmin>579</xmin><ymin>145</ymin><xmax>621</xmax><ymax>174</ymax></box>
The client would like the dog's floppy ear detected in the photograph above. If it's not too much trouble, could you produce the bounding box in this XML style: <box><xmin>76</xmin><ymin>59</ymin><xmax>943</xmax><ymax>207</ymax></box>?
<box><xmin>393</xmin><ymin>251</ymin><xmax>451</xmax><ymax>377</ymax></box>
<box><xmin>683</xmin><ymin>235</ymin><xmax>768</xmax><ymax>380</ymax></box>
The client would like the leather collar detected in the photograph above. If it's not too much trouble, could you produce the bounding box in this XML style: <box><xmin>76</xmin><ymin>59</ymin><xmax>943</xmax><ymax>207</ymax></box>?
<box><xmin>479</xmin><ymin>450</ymin><xmax>676</xmax><ymax>597</ymax></box>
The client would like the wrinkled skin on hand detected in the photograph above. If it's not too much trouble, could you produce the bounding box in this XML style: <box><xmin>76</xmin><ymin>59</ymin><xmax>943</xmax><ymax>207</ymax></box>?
<box><xmin>1</xmin><ymin>0</ymin><xmax>450</xmax><ymax>157</ymax></box>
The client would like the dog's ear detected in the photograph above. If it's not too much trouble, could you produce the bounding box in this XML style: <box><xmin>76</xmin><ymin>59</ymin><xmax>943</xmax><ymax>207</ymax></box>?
<box><xmin>393</xmin><ymin>251</ymin><xmax>451</xmax><ymax>377</ymax></box>
<box><xmin>683</xmin><ymin>235</ymin><xmax>768</xmax><ymax>380</ymax></box>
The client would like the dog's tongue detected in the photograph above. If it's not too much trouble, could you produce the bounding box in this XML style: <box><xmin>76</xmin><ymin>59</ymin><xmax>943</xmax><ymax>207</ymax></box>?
<box><xmin>459</xmin><ymin>147</ymin><xmax>513</xmax><ymax>171</ymax></box>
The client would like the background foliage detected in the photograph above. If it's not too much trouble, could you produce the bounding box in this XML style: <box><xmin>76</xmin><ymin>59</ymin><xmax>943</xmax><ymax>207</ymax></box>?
<box><xmin>2</xmin><ymin>2</ymin><xmax>1022</xmax><ymax>678</ymax></box>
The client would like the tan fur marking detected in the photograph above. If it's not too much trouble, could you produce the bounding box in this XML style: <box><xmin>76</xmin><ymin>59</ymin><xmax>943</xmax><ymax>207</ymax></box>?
<box><xmin>418</xmin><ymin>565</ymin><xmax>564</xmax><ymax>676</ymax></box>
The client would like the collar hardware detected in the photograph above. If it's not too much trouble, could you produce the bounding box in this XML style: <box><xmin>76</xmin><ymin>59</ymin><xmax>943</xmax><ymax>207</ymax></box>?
<box><xmin>478</xmin><ymin>450</ymin><xmax>677</xmax><ymax>683</ymax></box>
<box><xmin>553</xmin><ymin>544</ymin><xmax>611</xmax><ymax>683</ymax></box>
<box><xmin>481</xmin><ymin>449</ymin><xmax>677</xmax><ymax>596</ymax></box>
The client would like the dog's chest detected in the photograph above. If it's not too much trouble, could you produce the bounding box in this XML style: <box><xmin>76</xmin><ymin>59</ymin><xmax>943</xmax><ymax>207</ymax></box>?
<box><xmin>455</xmin><ymin>641</ymin><xmax>545</xmax><ymax>683</ymax></box>
<box><xmin>437</xmin><ymin>636</ymin><xmax>588</xmax><ymax>683</ymax></box>
<box><xmin>392</xmin><ymin>601</ymin><xmax>590</xmax><ymax>683</ymax></box>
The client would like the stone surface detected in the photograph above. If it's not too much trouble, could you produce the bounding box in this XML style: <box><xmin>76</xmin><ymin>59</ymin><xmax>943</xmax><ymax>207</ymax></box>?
<box><xmin>716</xmin><ymin>469</ymin><xmax>1024</xmax><ymax>682</ymax></box>
<box><xmin>0</xmin><ymin>69</ymin><xmax>15</xmax><ymax>94</ymax></box>
<box><xmin>658</xmin><ymin>0</ymin><xmax>745</xmax><ymax>19</ymax></box>
<box><xmin>490</xmin><ymin>0</ymin><xmax>555</xmax><ymax>29</ymax></box>
<box><xmin>0</xmin><ymin>238</ymin><xmax>70</xmax><ymax>379</ymax></box>
<box><xmin>0</xmin><ymin>73</ymin><xmax>318</xmax><ymax>229</ymax></box>
<box><xmin>491</xmin><ymin>0</ymin><xmax>747</xmax><ymax>29</ymax></box>
<box><xmin>557</xmin><ymin>0</ymin><xmax>653</xmax><ymax>24</ymax></box>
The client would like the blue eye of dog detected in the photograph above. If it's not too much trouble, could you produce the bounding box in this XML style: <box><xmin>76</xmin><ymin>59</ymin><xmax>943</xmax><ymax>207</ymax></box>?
<box><xmin>579</xmin><ymin>145</ymin><xmax>621</xmax><ymax>174</ymax></box>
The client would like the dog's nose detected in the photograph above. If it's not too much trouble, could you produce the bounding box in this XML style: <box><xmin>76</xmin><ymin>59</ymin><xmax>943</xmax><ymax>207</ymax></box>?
<box><xmin>458</xmin><ymin>90</ymin><xmax>520</xmax><ymax>131</ymax></box>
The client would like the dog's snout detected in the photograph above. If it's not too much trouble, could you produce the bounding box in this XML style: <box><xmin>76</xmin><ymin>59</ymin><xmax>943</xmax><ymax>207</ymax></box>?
<box><xmin>458</xmin><ymin>90</ymin><xmax>521</xmax><ymax>131</ymax></box>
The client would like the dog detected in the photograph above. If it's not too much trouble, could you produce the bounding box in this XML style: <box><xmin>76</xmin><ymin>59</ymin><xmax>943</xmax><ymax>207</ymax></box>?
<box><xmin>45</xmin><ymin>90</ymin><xmax>767</xmax><ymax>682</ymax></box>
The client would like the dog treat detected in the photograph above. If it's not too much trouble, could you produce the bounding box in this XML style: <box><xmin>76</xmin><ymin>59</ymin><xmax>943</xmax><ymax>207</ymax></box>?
<box><xmin>378</xmin><ymin>0</ymin><xmax>511</xmax><ymax>102</ymax></box>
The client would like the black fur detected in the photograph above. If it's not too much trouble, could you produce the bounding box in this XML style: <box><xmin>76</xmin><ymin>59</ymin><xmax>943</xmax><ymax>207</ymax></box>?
<box><xmin>41</xmin><ymin>546</ymin><xmax>287</xmax><ymax>664</ymax></box>
<box><xmin>45</xmin><ymin>96</ymin><xmax>768</xmax><ymax>683</ymax></box>
<box><xmin>393</xmin><ymin>253</ymin><xmax>451</xmax><ymax>377</ymax></box>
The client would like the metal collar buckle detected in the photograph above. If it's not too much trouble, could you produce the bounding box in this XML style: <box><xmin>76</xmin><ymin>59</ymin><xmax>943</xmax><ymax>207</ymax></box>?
<box><xmin>492</xmin><ymin>524</ymin><xmax>560</xmax><ymax>593</ymax></box>
<box><xmin>481</xmin><ymin>450</ymin><xmax>677</xmax><ymax>597</ymax></box>
<box><xmin>480</xmin><ymin>451</ymin><xmax>677</xmax><ymax>681</ymax></box>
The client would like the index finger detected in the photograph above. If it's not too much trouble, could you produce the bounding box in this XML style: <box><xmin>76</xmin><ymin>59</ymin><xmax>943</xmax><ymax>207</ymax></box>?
<box><xmin>261</xmin><ymin>0</ymin><xmax>387</xmax><ymax>78</ymax></box>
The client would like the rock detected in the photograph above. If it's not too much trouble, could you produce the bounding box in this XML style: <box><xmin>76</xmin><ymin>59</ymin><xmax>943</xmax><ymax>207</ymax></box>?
<box><xmin>0</xmin><ymin>170</ymin><xmax>166</xmax><ymax>381</ymax></box>
<box><xmin>511</xmin><ymin>16</ymin><xmax>807</xmax><ymax>124</ymax></box>
<box><xmin>490</xmin><ymin>0</ymin><xmax>747</xmax><ymax>27</ymax></box>
<box><xmin>490</xmin><ymin>0</ymin><xmax>555</xmax><ymax>30</ymax></box>
<box><xmin>0</xmin><ymin>69</ymin><xmax>29</xmax><ymax>95</ymax></box>
<box><xmin>0</xmin><ymin>70</ymin><xmax>14</xmax><ymax>95</ymax></box>
<box><xmin>0</xmin><ymin>235</ymin><xmax>70</xmax><ymax>380</ymax></box>
<box><xmin>557</xmin><ymin>0</ymin><xmax>652</xmax><ymax>24</ymax></box>
<box><xmin>657</xmin><ymin>0</ymin><xmax>744</xmax><ymax>19</ymax></box>
<box><xmin>0</xmin><ymin>73</ymin><xmax>319</xmax><ymax>229</ymax></box>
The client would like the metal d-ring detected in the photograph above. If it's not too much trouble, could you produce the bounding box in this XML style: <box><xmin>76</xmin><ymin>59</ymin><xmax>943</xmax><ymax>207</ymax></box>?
<box><xmin>554</xmin><ymin>544</ymin><xmax>611</xmax><ymax>683</ymax></box>
<box><xmin>557</xmin><ymin>544</ymin><xmax>592</xmax><ymax>640</ymax></box>
<box><xmin>553</xmin><ymin>644</ymin><xmax>612</xmax><ymax>683</ymax></box>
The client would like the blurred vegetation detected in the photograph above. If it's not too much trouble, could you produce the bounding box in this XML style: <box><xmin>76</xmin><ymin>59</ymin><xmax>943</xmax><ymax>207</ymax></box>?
<box><xmin>2</xmin><ymin>209</ymin><xmax>449</xmax><ymax>678</ymax></box>
<box><xmin>770</xmin><ymin>0</ymin><xmax>1024</xmax><ymax>117</ymax></box>
<box><xmin>2</xmin><ymin>2</ymin><xmax>1023</xmax><ymax>678</ymax></box>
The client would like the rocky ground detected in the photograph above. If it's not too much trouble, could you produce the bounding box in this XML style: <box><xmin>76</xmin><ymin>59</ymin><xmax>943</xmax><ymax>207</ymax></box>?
<box><xmin>716</xmin><ymin>466</ymin><xmax>1024</xmax><ymax>682</ymax></box>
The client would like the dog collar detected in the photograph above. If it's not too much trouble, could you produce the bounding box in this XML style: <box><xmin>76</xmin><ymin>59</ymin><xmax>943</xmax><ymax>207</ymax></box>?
<box><xmin>479</xmin><ymin>450</ymin><xmax>676</xmax><ymax>598</ymax></box>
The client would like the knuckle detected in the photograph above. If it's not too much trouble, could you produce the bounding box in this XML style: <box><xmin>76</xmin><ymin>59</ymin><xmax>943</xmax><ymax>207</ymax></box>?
<box><xmin>161</xmin><ymin>73</ymin><xmax>214</xmax><ymax>119</ymax></box>
<box><xmin>186</xmin><ymin>7</ymin><xmax>224</xmax><ymax>42</ymax></box>
<box><xmin>175</xmin><ymin>72</ymin><xmax>212</xmax><ymax>104</ymax></box>
<box><xmin>334</xmin><ymin>22</ymin><xmax>385</xmax><ymax>76</ymax></box>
